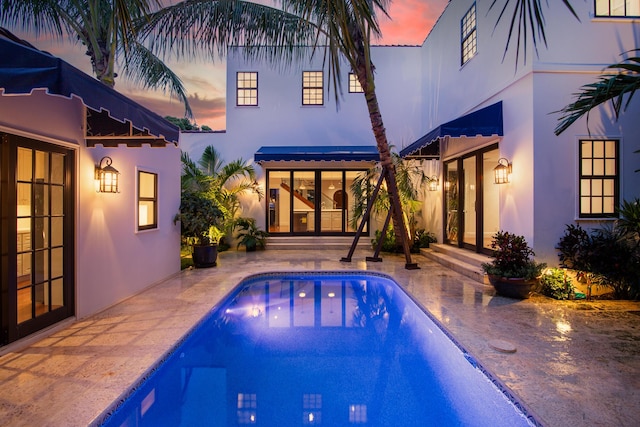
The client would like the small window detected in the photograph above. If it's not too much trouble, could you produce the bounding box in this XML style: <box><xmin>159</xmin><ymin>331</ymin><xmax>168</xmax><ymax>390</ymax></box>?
<box><xmin>302</xmin><ymin>393</ymin><xmax>322</xmax><ymax>425</ymax></box>
<box><xmin>237</xmin><ymin>393</ymin><xmax>257</xmax><ymax>424</ymax></box>
<box><xmin>349</xmin><ymin>73</ymin><xmax>364</xmax><ymax>93</ymax></box>
<box><xmin>595</xmin><ymin>0</ymin><xmax>640</xmax><ymax>17</ymax></box>
<box><xmin>579</xmin><ymin>139</ymin><xmax>619</xmax><ymax>218</ymax></box>
<box><xmin>461</xmin><ymin>3</ymin><xmax>477</xmax><ymax>65</ymax></box>
<box><xmin>302</xmin><ymin>71</ymin><xmax>324</xmax><ymax>105</ymax></box>
<box><xmin>237</xmin><ymin>72</ymin><xmax>258</xmax><ymax>106</ymax></box>
<box><xmin>138</xmin><ymin>171</ymin><xmax>158</xmax><ymax>230</ymax></box>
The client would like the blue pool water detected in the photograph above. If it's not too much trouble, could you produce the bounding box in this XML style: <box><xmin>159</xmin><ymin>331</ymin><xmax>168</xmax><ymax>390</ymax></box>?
<box><xmin>99</xmin><ymin>271</ymin><xmax>538</xmax><ymax>426</ymax></box>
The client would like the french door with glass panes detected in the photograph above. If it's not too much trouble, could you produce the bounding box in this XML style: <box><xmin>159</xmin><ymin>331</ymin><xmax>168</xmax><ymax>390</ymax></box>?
<box><xmin>444</xmin><ymin>145</ymin><xmax>500</xmax><ymax>254</ymax></box>
<box><xmin>266</xmin><ymin>169</ymin><xmax>367</xmax><ymax>235</ymax></box>
<box><xmin>1</xmin><ymin>133</ymin><xmax>75</xmax><ymax>345</ymax></box>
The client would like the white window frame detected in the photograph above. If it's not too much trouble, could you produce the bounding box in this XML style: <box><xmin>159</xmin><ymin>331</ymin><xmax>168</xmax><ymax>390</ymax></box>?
<box><xmin>236</xmin><ymin>71</ymin><xmax>258</xmax><ymax>106</ymax></box>
<box><xmin>302</xmin><ymin>71</ymin><xmax>324</xmax><ymax>105</ymax></box>
<box><xmin>461</xmin><ymin>3</ymin><xmax>477</xmax><ymax>65</ymax></box>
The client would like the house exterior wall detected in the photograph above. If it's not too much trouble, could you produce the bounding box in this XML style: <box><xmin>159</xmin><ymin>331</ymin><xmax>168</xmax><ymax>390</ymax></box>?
<box><xmin>418</xmin><ymin>0</ymin><xmax>640</xmax><ymax>264</ymax></box>
<box><xmin>183</xmin><ymin>0</ymin><xmax>639</xmax><ymax>266</ymax></box>
<box><xmin>0</xmin><ymin>91</ymin><xmax>181</xmax><ymax>323</ymax></box>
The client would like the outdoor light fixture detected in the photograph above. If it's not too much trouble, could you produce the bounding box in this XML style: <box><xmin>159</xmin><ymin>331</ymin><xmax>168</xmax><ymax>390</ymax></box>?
<box><xmin>493</xmin><ymin>157</ymin><xmax>512</xmax><ymax>184</ymax></box>
<box><xmin>428</xmin><ymin>176</ymin><xmax>439</xmax><ymax>191</ymax></box>
<box><xmin>95</xmin><ymin>156</ymin><xmax>120</xmax><ymax>193</ymax></box>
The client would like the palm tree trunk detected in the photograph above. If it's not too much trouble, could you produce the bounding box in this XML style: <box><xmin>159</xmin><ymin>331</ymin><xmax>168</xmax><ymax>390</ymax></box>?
<box><xmin>356</xmin><ymin>67</ymin><xmax>415</xmax><ymax>267</ymax></box>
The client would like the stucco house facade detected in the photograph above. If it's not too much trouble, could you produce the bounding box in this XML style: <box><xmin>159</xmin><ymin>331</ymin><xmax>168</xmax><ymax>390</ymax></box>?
<box><xmin>0</xmin><ymin>33</ymin><xmax>181</xmax><ymax>347</ymax></box>
<box><xmin>182</xmin><ymin>0</ymin><xmax>640</xmax><ymax>266</ymax></box>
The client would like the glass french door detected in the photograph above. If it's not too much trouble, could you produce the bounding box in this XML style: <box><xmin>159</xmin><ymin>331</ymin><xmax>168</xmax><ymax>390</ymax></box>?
<box><xmin>444</xmin><ymin>145</ymin><xmax>499</xmax><ymax>254</ymax></box>
<box><xmin>1</xmin><ymin>133</ymin><xmax>75</xmax><ymax>345</ymax></box>
<box><xmin>266</xmin><ymin>169</ymin><xmax>365</xmax><ymax>235</ymax></box>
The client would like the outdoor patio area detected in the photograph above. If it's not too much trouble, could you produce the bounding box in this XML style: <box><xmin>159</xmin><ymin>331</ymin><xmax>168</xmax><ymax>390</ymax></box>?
<box><xmin>0</xmin><ymin>249</ymin><xmax>638</xmax><ymax>426</ymax></box>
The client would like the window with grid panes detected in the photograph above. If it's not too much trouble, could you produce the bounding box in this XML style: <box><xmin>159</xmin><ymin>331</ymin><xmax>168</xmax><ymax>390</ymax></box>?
<box><xmin>237</xmin><ymin>72</ymin><xmax>258</xmax><ymax>106</ymax></box>
<box><xmin>595</xmin><ymin>0</ymin><xmax>640</xmax><ymax>17</ymax></box>
<box><xmin>579</xmin><ymin>139</ymin><xmax>619</xmax><ymax>218</ymax></box>
<box><xmin>461</xmin><ymin>3</ymin><xmax>477</xmax><ymax>65</ymax></box>
<box><xmin>349</xmin><ymin>73</ymin><xmax>364</xmax><ymax>93</ymax></box>
<box><xmin>302</xmin><ymin>71</ymin><xmax>324</xmax><ymax>105</ymax></box>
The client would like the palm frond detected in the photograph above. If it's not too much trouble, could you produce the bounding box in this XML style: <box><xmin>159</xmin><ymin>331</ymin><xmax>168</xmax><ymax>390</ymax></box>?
<box><xmin>490</xmin><ymin>0</ymin><xmax>578</xmax><ymax>66</ymax></box>
<box><xmin>555</xmin><ymin>53</ymin><xmax>640</xmax><ymax>135</ymax></box>
<box><xmin>138</xmin><ymin>0</ymin><xmax>317</xmax><ymax>65</ymax></box>
<box><xmin>123</xmin><ymin>41</ymin><xmax>193</xmax><ymax>117</ymax></box>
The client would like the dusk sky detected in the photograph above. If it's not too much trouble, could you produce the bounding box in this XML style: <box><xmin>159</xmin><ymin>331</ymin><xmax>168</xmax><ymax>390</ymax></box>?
<box><xmin>12</xmin><ymin>0</ymin><xmax>449</xmax><ymax>130</ymax></box>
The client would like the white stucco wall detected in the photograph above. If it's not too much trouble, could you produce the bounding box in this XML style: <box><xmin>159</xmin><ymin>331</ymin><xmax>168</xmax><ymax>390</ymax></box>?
<box><xmin>182</xmin><ymin>0</ymin><xmax>640</xmax><ymax>265</ymax></box>
<box><xmin>419</xmin><ymin>0</ymin><xmax>640</xmax><ymax>263</ymax></box>
<box><xmin>0</xmin><ymin>91</ymin><xmax>181</xmax><ymax>321</ymax></box>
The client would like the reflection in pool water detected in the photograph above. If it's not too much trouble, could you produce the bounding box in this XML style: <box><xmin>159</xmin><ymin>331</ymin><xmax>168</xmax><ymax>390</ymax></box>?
<box><xmin>99</xmin><ymin>272</ymin><xmax>537</xmax><ymax>426</ymax></box>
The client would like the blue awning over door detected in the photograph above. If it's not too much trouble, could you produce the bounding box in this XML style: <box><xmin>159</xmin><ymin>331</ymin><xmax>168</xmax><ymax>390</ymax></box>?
<box><xmin>0</xmin><ymin>34</ymin><xmax>179</xmax><ymax>145</ymax></box>
<box><xmin>255</xmin><ymin>145</ymin><xmax>380</xmax><ymax>163</ymax></box>
<box><xmin>400</xmin><ymin>102</ymin><xmax>503</xmax><ymax>158</ymax></box>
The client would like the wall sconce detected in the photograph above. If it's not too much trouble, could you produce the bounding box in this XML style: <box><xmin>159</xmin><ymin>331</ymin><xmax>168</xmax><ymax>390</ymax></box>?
<box><xmin>328</xmin><ymin>182</ymin><xmax>335</xmax><ymax>190</ymax></box>
<box><xmin>95</xmin><ymin>156</ymin><xmax>120</xmax><ymax>193</ymax></box>
<box><xmin>494</xmin><ymin>158</ymin><xmax>512</xmax><ymax>184</ymax></box>
<box><xmin>428</xmin><ymin>176</ymin><xmax>439</xmax><ymax>191</ymax></box>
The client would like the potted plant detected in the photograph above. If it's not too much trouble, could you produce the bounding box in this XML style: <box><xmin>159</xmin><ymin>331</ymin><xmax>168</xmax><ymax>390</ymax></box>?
<box><xmin>174</xmin><ymin>191</ymin><xmax>223</xmax><ymax>268</ymax></box>
<box><xmin>482</xmin><ymin>231</ymin><xmax>546</xmax><ymax>299</ymax></box>
<box><xmin>235</xmin><ymin>217</ymin><xmax>268</xmax><ymax>252</ymax></box>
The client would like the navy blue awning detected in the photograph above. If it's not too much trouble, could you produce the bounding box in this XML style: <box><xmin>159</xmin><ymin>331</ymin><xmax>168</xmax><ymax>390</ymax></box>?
<box><xmin>255</xmin><ymin>146</ymin><xmax>380</xmax><ymax>163</ymax></box>
<box><xmin>400</xmin><ymin>102</ymin><xmax>503</xmax><ymax>158</ymax></box>
<box><xmin>0</xmin><ymin>35</ymin><xmax>179</xmax><ymax>145</ymax></box>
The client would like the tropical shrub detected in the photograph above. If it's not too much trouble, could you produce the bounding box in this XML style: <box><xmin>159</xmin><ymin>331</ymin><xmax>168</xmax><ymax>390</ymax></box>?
<box><xmin>482</xmin><ymin>231</ymin><xmax>546</xmax><ymax>280</ymax></box>
<box><xmin>540</xmin><ymin>268</ymin><xmax>575</xmax><ymax>300</ymax></box>
<box><xmin>412</xmin><ymin>229</ymin><xmax>437</xmax><ymax>252</ymax></box>
<box><xmin>556</xmin><ymin>210</ymin><xmax>640</xmax><ymax>300</ymax></box>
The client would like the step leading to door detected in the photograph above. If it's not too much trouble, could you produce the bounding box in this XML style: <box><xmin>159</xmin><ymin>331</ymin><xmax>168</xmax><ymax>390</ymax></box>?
<box><xmin>420</xmin><ymin>244</ymin><xmax>491</xmax><ymax>284</ymax></box>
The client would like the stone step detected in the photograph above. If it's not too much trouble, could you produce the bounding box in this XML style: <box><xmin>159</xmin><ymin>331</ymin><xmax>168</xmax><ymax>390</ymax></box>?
<box><xmin>420</xmin><ymin>244</ymin><xmax>492</xmax><ymax>284</ymax></box>
<box><xmin>267</xmin><ymin>236</ymin><xmax>371</xmax><ymax>251</ymax></box>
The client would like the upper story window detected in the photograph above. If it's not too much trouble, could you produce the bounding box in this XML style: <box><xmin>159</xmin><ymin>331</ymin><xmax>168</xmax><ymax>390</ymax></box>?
<box><xmin>138</xmin><ymin>170</ymin><xmax>158</xmax><ymax>230</ymax></box>
<box><xmin>237</xmin><ymin>72</ymin><xmax>258</xmax><ymax>106</ymax></box>
<box><xmin>579</xmin><ymin>139</ymin><xmax>619</xmax><ymax>218</ymax></box>
<box><xmin>461</xmin><ymin>3</ymin><xmax>477</xmax><ymax>65</ymax></box>
<box><xmin>348</xmin><ymin>73</ymin><xmax>364</xmax><ymax>93</ymax></box>
<box><xmin>595</xmin><ymin>0</ymin><xmax>640</xmax><ymax>17</ymax></box>
<box><xmin>302</xmin><ymin>71</ymin><xmax>324</xmax><ymax>105</ymax></box>
<box><xmin>461</xmin><ymin>3</ymin><xmax>478</xmax><ymax>65</ymax></box>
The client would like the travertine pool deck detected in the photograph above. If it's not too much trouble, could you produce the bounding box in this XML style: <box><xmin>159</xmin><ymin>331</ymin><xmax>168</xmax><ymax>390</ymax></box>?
<box><xmin>0</xmin><ymin>249</ymin><xmax>638</xmax><ymax>426</ymax></box>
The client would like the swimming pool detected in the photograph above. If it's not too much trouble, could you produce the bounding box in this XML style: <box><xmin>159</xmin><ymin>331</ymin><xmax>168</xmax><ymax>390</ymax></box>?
<box><xmin>98</xmin><ymin>271</ymin><xmax>539</xmax><ymax>426</ymax></box>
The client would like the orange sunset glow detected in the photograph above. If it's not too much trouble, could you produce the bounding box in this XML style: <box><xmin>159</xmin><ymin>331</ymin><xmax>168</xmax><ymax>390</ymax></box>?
<box><xmin>8</xmin><ymin>0</ymin><xmax>449</xmax><ymax>130</ymax></box>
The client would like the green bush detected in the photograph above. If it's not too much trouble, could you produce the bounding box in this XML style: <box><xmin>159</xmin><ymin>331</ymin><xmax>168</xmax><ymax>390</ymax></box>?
<box><xmin>557</xmin><ymin>214</ymin><xmax>640</xmax><ymax>300</ymax></box>
<box><xmin>413</xmin><ymin>229</ymin><xmax>437</xmax><ymax>252</ymax></box>
<box><xmin>540</xmin><ymin>268</ymin><xmax>574</xmax><ymax>300</ymax></box>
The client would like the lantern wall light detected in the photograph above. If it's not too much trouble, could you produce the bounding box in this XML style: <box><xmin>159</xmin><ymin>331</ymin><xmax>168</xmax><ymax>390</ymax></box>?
<box><xmin>428</xmin><ymin>176</ymin><xmax>439</xmax><ymax>191</ymax></box>
<box><xmin>95</xmin><ymin>156</ymin><xmax>120</xmax><ymax>193</ymax></box>
<box><xmin>493</xmin><ymin>157</ymin><xmax>512</xmax><ymax>184</ymax></box>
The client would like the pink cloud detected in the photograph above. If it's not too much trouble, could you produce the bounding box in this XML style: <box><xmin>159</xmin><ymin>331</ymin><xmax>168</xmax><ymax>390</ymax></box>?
<box><xmin>378</xmin><ymin>0</ymin><xmax>448</xmax><ymax>45</ymax></box>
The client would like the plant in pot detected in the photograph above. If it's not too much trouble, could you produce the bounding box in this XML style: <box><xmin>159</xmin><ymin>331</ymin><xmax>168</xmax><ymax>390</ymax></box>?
<box><xmin>174</xmin><ymin>191</ymin><xmax>224</xmax><ymax>268</ymax></box>
<box><xmin>235</xmin><ymin>217</ymin><xmax>268</xmax><ymax>252</ymax></box>
<box><xmin>481</xmin><ymin>231</ymin><xmax>546</xmax><ymax>299</ymax></box>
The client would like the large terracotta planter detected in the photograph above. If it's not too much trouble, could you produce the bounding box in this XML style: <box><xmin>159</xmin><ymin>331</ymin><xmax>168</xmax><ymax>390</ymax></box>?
<box><xmin>488</xmin><ymin>275</ymin><xmax>539</xmax><ymax>299</ymax></box>
<box><xmin>192</xmin><ymin>244</ymin><xmax>218</xmax><ymax>268</ymax></box>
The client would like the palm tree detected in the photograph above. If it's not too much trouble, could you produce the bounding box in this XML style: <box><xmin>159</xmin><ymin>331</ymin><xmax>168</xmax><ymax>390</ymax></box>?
<box><xmin>0</xmin><ymin>0</ymin><xmax>193</xmax><ymax>115</ymax></box>
<box><xmin>181</xmin><ymin>145</ymin><xmax>263</xmax><ymax>241</ymax></box>
<box><xmin>350</xmin><ymin>152</ymin><xmax>427</xmax><ymax>242</ymax></box>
